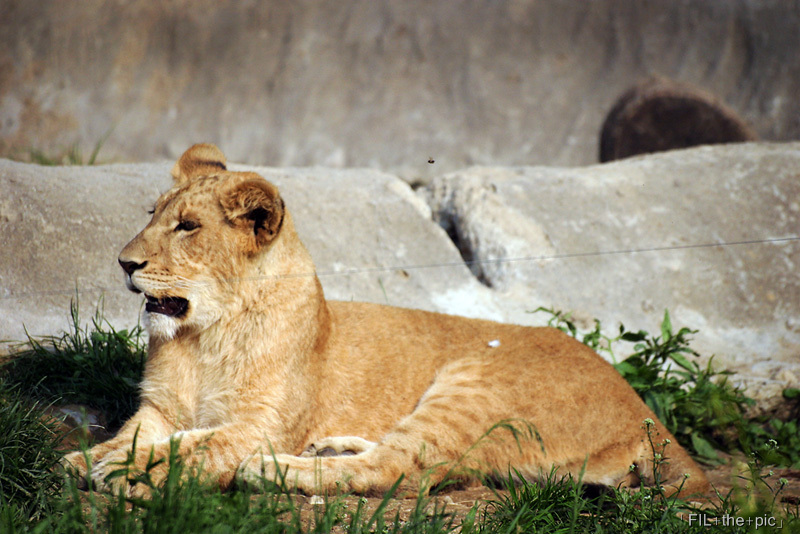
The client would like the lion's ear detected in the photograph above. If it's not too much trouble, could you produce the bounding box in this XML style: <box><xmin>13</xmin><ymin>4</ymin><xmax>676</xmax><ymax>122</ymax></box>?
<box><xmin>171</xmin><ymin>144</ymin><xmax>227</xmax><ymax>185</ymax></box>
<box><xmin>220</xmin><ymin>176</ymin><xmax>285</xmax><ymax>252</ymax></box>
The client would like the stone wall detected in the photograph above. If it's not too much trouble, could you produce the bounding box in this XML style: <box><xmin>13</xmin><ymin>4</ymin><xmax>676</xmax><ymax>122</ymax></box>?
<box><xmin>2</xmin><ymin>0</ymin><xmax>799</xmax><ymax>179</ymax></box>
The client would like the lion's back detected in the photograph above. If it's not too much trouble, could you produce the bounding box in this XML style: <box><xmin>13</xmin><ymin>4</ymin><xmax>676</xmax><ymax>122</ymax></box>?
<box><xmin>314</xmin><ymin>301</ymin><xmax>649</xmax><ymax>443</ymax></box>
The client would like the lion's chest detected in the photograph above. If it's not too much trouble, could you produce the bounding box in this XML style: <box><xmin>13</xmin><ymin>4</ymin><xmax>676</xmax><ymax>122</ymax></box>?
<box><xmin>194</xmin><ymin>389</ymin><xmax>235</xmax><ymax>428</ymax></box>
<box><xmin>192</xmin><ymin>368</ymin><xmax>238</xmax><ymax>428</ymax></box>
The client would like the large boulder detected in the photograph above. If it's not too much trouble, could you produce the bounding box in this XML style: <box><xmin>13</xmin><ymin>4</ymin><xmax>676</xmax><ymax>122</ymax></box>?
<box><xmin>2</xmin><ymin>142</ymin><xmax>798</xmax><ymax>411</ymax></box>
<box><xmin>424</xmin><ymin>142</ymin><xmax>800</xmax><ymax>409</ymax></box>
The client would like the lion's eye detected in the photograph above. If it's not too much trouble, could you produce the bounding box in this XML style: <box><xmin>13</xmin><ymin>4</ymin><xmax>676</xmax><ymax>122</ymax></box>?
<box><xmin>175</xmin><ymin>220</ymin><xmax>200</xmax><ymax>232</ymax></box>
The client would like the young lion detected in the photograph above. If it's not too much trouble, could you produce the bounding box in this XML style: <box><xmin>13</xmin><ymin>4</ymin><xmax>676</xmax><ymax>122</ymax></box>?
<box><xmin>63</xmin><ymin>144</ymin><xmax>709</xmax><ymax>498</ymax></box>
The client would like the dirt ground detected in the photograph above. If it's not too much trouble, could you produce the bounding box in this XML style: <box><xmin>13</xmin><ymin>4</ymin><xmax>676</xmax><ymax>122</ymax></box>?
<box><xmin>285</xmin><ymin>462</ymin><xmax>800</xmax><ymax>529</ymax></box>
<box><xmin>703</xmin><ymin>460</ymin><xmax>800</xmax><ymax>507</ymax></box>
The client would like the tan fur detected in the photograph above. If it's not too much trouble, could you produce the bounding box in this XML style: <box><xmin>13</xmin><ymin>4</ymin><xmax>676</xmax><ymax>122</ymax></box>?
<box><xmin>63</xmin><ymin>144</ymin><xmax>709</xmax><ymax>498</ymax></box>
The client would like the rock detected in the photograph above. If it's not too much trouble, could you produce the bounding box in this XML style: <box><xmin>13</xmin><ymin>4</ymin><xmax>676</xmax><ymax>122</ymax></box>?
<box><xmin>599</xmin><ymin>77</ymin><xmax>757</xmax><ymax>162</ymax></box>
<box><xmin>0</xmin><ymin>159</ymin><xmax>166</xmax><ymax>344</ymax></box>
<box><xmin>424</xmin><ymin>142</ymin><xmax>800</xmax><ymax>401</ymax></box>
<box><xmin>2</xmin><ymin>142</ymin><xmax>799</xmax><ymax>413</ymax></box>
<box><xmin>2</xmin><ymin>1</ymin><xmax>800</xmax><ymax>179</ymax></box>
<box><xmin>46</xmin><ymin>404</ymin><xmax>113</xmax><ymax>448</ymax></box>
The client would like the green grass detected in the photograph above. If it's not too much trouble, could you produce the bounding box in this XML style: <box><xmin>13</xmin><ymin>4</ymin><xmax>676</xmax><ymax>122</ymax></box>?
<box><xmin>1</xmin><ymin>306</ymin><xmax>799</xmax><ymax>532</ymax></box>
<box><xmin>4</xmin><ymin>431</ymin><xmax>797</xmax><ymax>533</ymax></box>
<box><xmin>2</xmin><ymin>300</ymin><xmax>145</xmax><ymax>430</ymax></box>
<box><xmin>7</xmin><ymin>434</ymin><xmax>467</xmax><ymax>533</ymax></box>
<box><xmin>0</xmin><ymin>382</ymin><xmax>65</xmax><ymax>525</ymax></box>
<box><xmin>19</xmin><ymin>132</ymin><xmax>112</xmax><ymax>166</ymax></box>
<box><xmin>478</xmin><ymin>468</ymin><xmax>800</xmax><ymax>533</ymax></box>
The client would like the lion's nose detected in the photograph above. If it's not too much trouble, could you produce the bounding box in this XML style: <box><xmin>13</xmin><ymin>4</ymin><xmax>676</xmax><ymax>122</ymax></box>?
<box><xmin>119</xmin><ymin>259</ymin><xmax>147</xmax><ymax>275</ymax></box>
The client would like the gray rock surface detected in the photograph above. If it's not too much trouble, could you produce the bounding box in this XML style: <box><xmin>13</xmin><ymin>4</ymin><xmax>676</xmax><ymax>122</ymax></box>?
<box><xmin>2</xmin><ymin>1</ymin><xmax>799</xmax><ymax>179</ymax></box>
<box><xmin>0</xmin><ymin>160</ymin><xmax>166</xmax><ymax>343</ymax></box>
<box><xmin>2</xmin><ymin>142</ymin><xmax>799</xmax><ymax>411</ymax></box>
<box><xmin>424</xmin><ymin>142</ymin><xmax>800</xmax><ymax>407</ymax></box>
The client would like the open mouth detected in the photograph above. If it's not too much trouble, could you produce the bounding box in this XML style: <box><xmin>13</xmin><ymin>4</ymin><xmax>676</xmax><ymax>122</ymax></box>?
<box><xmin>145</xmin><ymin>295</ymin><xmax>189</xmax><ymax>317</ymax></box>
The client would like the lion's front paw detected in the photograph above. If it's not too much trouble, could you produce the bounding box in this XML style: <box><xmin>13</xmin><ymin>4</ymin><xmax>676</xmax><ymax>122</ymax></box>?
<box><xmin>237</xmin><ymin>453</ymin><xmax>336</xmax><ymax>494</ymax></box>
<box><xmin>60</xmin><ymin>450</ymin><xmax>92</xmax><ymax>489</ymax></box>
<box><xmin>236</xmin><ymin>452</ymin><xmax>283</xmax><ymax>491</ymax></box>
<box><xmin>88</xmin><ymin>448</ymin><xmax>132</xmax><ymax>494</ymax></box>
<box><xmin>61</xmin><ymin>450</ymin><xmax>88</xmax><ymax>475</ymax></box>
<box><xmin>301</xmin><ymin>436</ymin><xmax>377</xmax><ymax>458</ymax></box>
<box><xmin>89</xmin><ymin>447</ymin><xmax>170</xmax><ymax>497</ymax></box>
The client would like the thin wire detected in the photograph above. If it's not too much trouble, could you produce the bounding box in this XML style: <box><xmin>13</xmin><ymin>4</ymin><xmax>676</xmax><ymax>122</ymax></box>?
<box><xmin>2</xmin><ymin>235</ymin><xmax>798</xmax><ymax>301</ymax></box>
<box><xmin>314</xmin><ymin>235</ymin><xmax>800</xmax><ymax>277</ymax></box>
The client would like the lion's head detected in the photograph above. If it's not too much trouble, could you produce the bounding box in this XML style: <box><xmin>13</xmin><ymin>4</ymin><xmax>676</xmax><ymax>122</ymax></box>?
<box><xmin>119</xmin><ymin>144</ymin><xmax>287</xmax><ymax>339</ymax></box>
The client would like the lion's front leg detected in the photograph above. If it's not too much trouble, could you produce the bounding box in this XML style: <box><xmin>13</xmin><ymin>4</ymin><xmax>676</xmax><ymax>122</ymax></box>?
<box><xmin>237</xmin><ymin>453</ymin><xmax>357</xmax><ymax>494</ymax></box>
<box><xmin>86</xmin><ymin>431</ymin><xmax>207</xmax><ymax>497</ymax></box>
<box><xmin>238</xmin><ymin>446</ymin><xmax>411</xmax><ymax>496</ymax></box>
<box><xmin>87</xmin><ymin>426</ymin><xmax>254</xmax><ymax>496</ymax></box>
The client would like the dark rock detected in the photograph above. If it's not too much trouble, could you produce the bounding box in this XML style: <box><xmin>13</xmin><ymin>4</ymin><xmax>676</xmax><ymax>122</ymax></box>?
<box><xmin>600</xmin><ymin>78</ymin><xmax>757</xmax><ymax>162</ymax></box>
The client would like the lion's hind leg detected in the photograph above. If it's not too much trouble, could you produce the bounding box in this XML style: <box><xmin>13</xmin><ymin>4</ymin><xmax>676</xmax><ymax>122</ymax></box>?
<box><xmin>577</xmin><ymin>419</ymin><xmax>710</xmax><ymax>499</ymax></box>
<box><xmin>628</xmin><ymin>432</ymin><xmax>710</xmax><ymax>498</ymax></box>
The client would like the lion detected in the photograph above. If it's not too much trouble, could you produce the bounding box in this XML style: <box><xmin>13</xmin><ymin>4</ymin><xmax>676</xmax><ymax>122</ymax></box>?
<box><xmin>63</xmin><ymin>144</ymin><xmax>709</xmax><ymax>498</ymax></box>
